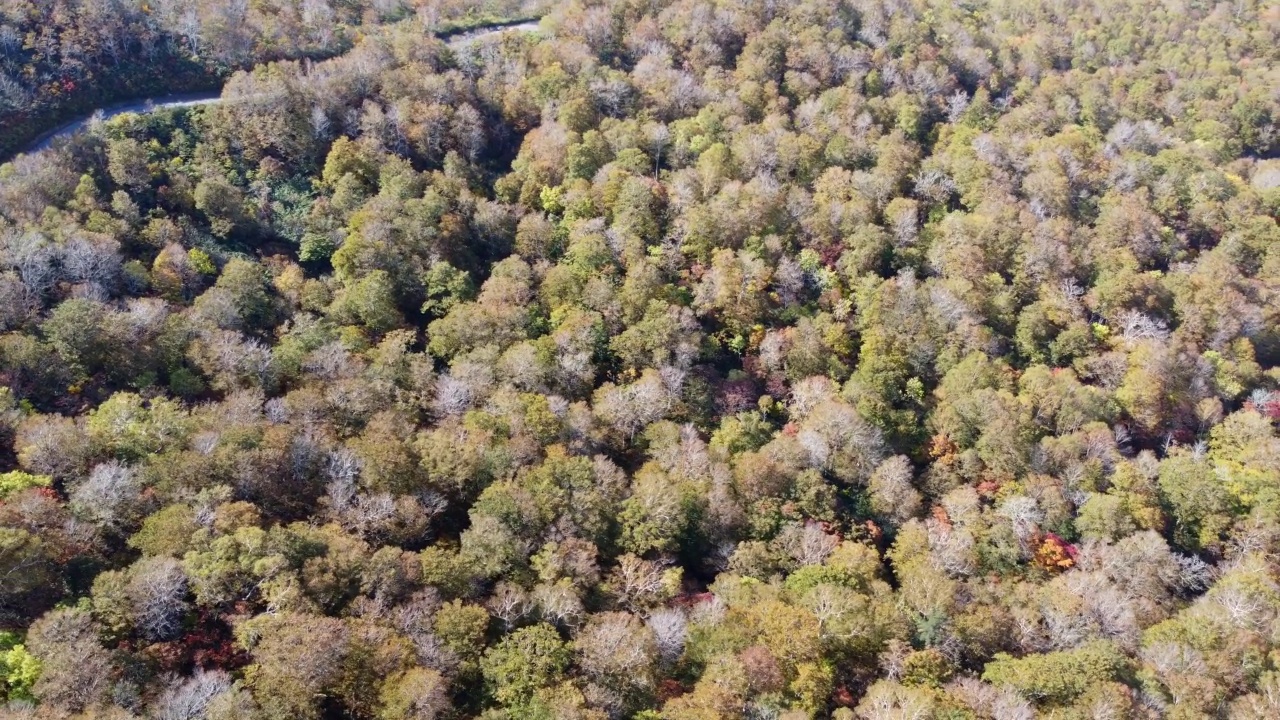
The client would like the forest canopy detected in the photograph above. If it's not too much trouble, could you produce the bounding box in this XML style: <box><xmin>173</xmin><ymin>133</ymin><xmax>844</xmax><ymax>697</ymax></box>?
<box><xmin>0</xmin><ymin>0</ymin><xmax>1279</xmax><ymax>718</ymax></box>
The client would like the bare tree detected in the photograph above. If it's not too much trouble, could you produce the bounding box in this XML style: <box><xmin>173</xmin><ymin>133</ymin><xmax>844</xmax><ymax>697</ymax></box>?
<box><xmin>868</xmin><ymin>456</ymin><xmax>923</xmax><ymax>527</ymax></box>
<box><xmin>606</xmin><ymin>554</ymin><xmax>673</xmax><ymax>610</ymax></box>
<box><xmin>533</xmin><ymin>581</ymin><xmax>586</xmax><ymax>629</ymax></box>
<box><xmin>69</xmin><ymin>461</ymin><xmax>142</xmax><ymax>533</ymax></box>
<box><xmin>575</xmin><ymin>611</ymin><xmax>658</xmax><ymax>689</ymax></box>
<box><xmin>451</xmin><ymin>104</ymin><xmax>486</xmax><ymax>163</ymax></box>
<box><xmin>0</xmin><ymin>272</ymin><xmax>39</xmax><ymax>330</ymax></box>
<box><xmin>130</xmin><ymin>556</ymin><xmax>189</xmax><ymax>642</ymax></box>
<box><xmin>155</xmin><ymin>669</ymin><xmax>234</xmax><ymax>720</ymax></box>
<box><xmin>1115</xmin><ymin>310</ymin><xmax>1170</xmax><ymax>342</ymax></box>
<box><xmin>487</xmin><ymin>582</ymin><xmax>533</xmax><ymax>631</ymax></box>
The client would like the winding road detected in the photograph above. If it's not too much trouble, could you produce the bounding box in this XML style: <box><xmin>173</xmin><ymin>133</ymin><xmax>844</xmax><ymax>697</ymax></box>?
<box><xmin>21</xmin><ymin>20</ymin><xmax>540</xmax><ymax>155</ymax></box>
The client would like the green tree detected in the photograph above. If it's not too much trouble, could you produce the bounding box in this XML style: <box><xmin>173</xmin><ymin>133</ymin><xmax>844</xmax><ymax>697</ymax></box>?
<box><xmin>981</xmin><ymin>641</ymin><xmax>1131</xmax><ymax>705</ymax></box>
<box><xmin>480</xmin><ymin>623</ymin><xmax>571</xmax><ymax>709</ymax></box>
<box><xmin>194</xmin><ymin>175</ymin><xmax>248</xmax><ymax>237</ymax></box>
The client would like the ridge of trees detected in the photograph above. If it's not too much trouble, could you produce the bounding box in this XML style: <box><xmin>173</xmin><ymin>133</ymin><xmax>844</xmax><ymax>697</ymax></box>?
<box><xmin>0</xmin><ymin>0</ymin><xmax>543</xmax><ymax>158</ymax></box>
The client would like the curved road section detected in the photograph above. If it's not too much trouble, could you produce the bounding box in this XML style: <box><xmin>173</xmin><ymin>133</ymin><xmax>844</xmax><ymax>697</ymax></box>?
<box><xmin>20</xmin><ymin>20</ymin><xmax>539</xmax><ymax>156</ymax></box>
<box><xmin>25</xmin><ymin>94</ymin><xmax>223</xmax><ymax>154</ymax></box>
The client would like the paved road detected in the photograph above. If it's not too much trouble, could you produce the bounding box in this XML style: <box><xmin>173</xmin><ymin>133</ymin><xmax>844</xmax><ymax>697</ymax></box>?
<box><xmin>446</xmin><ymin>19</ymin><xmax>540</xmax><ymax>48</ymax></box>
<box><xmin>25</xmin><ymin>94</ymin><xmax>223</xmax><ymax>153</ymax></box>
<box><xmin>21</xmin><ymin>20</ymin><xmax>540</xmax><ymax>155</ymax></box>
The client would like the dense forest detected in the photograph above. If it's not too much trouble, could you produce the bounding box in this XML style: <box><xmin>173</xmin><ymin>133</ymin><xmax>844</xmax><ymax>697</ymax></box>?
<box><xmin>0</xmin><ymin>0</ymin><xmax>1279</xmax><ymax>718</ymax></box>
